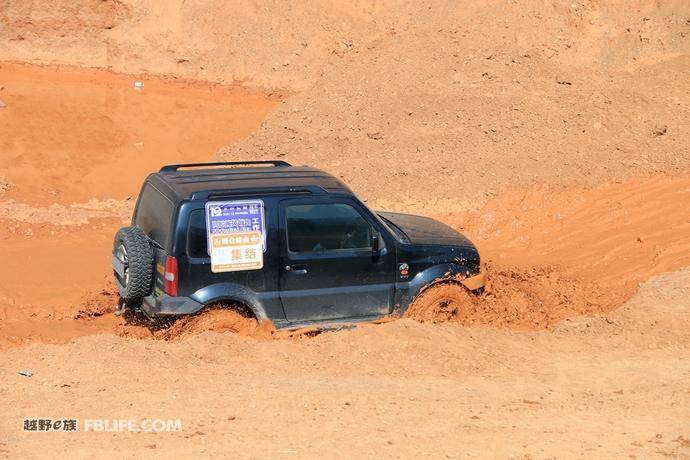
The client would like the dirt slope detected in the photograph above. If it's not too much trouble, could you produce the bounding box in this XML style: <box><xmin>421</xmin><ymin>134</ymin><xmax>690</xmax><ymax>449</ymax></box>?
<box><xmin>0</xmin><ymin>0</ymin><xmax>391</xmax><ymax>90</ymax></box>
<box><xmin>3</xmin><ymin>1</ymin><xmax>689</xmax><ymax>208</ymax></box>
<box><xmin>221</xmin><ymin>1</ymin><xmax>690</xmax><ymax>211</ymax></box>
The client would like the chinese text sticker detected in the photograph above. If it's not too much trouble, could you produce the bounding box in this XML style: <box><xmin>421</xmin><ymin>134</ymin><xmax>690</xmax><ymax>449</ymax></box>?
<box><xmin>205</xmin><ymin>200</ymin><xmax>265</xmax><ymax>273</ymax></box>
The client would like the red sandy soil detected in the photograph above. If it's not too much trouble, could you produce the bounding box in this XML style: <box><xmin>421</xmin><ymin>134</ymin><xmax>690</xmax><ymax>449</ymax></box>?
<box><xmin>1</xmin><ymin>1</ymin><xmax>689</xmax><ymax>457</ymax></box>
<box><xmin>1</xmin><ymin>271</ymin><xmax>689</xmax><ymax>458</ymax></box>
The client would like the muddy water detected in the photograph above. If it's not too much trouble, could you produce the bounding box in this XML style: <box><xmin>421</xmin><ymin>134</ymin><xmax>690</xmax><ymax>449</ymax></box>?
<box><xmin>0</xmin><ymin>63</ymin><xmax>279</xmax><ymax>339</ymax></box>
<box><xmin>0</xmin><ymin>62</ymin><xmax>279</xmax><ymax>205</ymax></box>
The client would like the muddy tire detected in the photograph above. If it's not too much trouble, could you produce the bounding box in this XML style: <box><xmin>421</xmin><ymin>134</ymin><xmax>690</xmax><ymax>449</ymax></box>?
<box><xmin>112</xmin><ymin>226</ymin><xmax>154</xmax><ymax>303</ymax></box>
<box><xmin>405</xmin><ymin>282</ymin><xmax>471</xmax><ymax>323</ymax></box>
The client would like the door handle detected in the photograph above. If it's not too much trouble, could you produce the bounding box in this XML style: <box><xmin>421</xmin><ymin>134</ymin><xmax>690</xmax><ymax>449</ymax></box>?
<box><xmin>285</xmin><ymin>264</ymin><xmax>308</xmax><ymax>275</ymax></box>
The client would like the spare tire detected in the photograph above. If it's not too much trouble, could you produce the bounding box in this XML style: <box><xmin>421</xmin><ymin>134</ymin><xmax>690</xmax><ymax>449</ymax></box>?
<box><xmin>112</xmin><ymin>226</ymin><xmax>154</xmax><ymax>302</ymax></box>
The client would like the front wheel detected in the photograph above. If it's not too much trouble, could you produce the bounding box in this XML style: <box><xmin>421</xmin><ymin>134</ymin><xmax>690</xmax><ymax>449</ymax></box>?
<box><xmin>405</xmin><ymin>282</ymin><xmax>471</xmax><ymax>323</ymax></box>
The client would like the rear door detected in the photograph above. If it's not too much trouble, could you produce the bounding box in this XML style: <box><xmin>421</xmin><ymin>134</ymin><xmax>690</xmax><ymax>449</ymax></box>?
<box><xmin>133</xmin><ymin>182</ymin><xmax>175</xmax><ymax>296</ymax></box>
<box><xmin>278</xmin><ymin>197</ymin><xmax>396</xmax><ymax>322</ymax></box>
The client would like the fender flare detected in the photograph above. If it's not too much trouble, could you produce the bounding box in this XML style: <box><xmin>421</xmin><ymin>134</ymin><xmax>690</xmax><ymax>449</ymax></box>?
<box><xmin>399</xmin><ymin>263</ymin><xmax>484</xmax><ymax>314</ymax></box>
<box><xmin>189</xmin><ymin>282</ymin><xmax>269</xmax><ymax>320</ymax></box>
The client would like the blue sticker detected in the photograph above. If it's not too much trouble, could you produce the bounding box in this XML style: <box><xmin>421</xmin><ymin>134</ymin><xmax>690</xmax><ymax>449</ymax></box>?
<box><xmin>205</xmin><ymin>200</ymin><xmax>266</xmax><ymax>255</ymax></box>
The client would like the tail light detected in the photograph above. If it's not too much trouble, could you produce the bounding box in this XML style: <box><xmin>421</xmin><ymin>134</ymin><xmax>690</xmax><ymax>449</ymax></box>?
<box><xmin>164</xmin><ymin>256</ymin><xmax>178</xmax><ymax>297</ymax></box>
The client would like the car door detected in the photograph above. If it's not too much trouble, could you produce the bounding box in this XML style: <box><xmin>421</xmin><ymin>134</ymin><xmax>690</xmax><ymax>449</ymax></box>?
<box><xmin>278</xmin><ymin>197</ymin><xmax>396</xmax><ymax>322</ymax></box>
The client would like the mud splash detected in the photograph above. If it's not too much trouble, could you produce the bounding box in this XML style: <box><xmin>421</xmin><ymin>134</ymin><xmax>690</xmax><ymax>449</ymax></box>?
<box><xmin>467</xmin><ymin>265</ymin><xmax>614</xmax><ymax>329</ymax></box>
<box><xmin>74</xmin><ymin>286</ymin><xmax>119</xmax><ymax>319</ymax></box>
<box><xmin>71</xmin><ymin>296</ymin><xmax>275</xmax><ymax>341</ymax></box>
<box><xmin>98</xmin><ymin>261</ymin><xmax>614</xmax><ymax>341</ymax></box>
<box><xmin>117</xmin><ymin>305</ymin><xmax>275</xmax><ymax>341</ymax></box>
<box><xmin>404</xmin><ymin>264</ymin><xmax>613</xmax><ymax>329</ymax></box>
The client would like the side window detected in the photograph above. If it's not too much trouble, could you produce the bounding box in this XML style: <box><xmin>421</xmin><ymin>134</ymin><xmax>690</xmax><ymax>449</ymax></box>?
<box><xmin>286</xmin><ymin>203</ymin><xmax>372</xmax><ymax>253</ymax></box>
<box><xmin>134</xmin><ymin>183</ymin><xmax>174</xmax><ymax>248</ymax></box>
<box><xmin>187</xmin><ymin>209</ymin><xmax>208</xmax><ymax>258</ymax></box>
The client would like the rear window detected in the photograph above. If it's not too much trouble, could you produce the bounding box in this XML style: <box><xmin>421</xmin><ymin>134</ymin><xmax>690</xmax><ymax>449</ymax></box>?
<box><xmin>187</xmin><ymin>209</ymin><xmax>208</xmax><ymax>258</ymax></box>
<box><xmin>134</xmin><ymin>183</ymin><xmax>174</xmax><ymax>248</ymax></box>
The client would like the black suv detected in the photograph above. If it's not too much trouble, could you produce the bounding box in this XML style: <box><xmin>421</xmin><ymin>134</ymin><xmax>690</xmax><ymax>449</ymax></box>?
<box><xmin>112</xmin><ymin>161</ymin><xmax>485</xmax><ymax>328</ymax></box>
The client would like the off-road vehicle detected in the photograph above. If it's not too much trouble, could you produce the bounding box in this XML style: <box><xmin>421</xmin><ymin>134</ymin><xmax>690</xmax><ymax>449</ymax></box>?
<box><xmin>112</xmin><ymin>161</ymin><xmax>485</xmax><ymax>328</ymax></box>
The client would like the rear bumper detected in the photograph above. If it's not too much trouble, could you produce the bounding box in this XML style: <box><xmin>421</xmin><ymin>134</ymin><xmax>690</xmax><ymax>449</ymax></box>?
<box><xmin>141</xmin><ymin>293</ymin><xmax>204</xmax><ymax>318</ymax></box>
<box><xmin>460</xmin><ymin>272</ymin><xmax>487</xmax><ymax>291</ymax></box>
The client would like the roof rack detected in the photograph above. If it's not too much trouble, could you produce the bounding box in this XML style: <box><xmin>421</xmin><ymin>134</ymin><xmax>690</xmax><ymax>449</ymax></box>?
<box><xmin>160</xmin><ymin>160</ymin><xmax>291</xmax><ymax>173</ymax></box>
<box><xmin>198</xmin><ymin>186</ymin><xmax>322</xmax><ymax>200</ymax></box>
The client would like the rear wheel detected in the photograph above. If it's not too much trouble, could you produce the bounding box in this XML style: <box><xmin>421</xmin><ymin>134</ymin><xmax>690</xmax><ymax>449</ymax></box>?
<box><xmin>112</xmin><ymin>226</ymin><xmax>154</xmax><ymax>303</ymax></box>
<box><xmin>406</xmin><ymin>282</ymin><xmax>471</xmax><ymax>323</ymax></box>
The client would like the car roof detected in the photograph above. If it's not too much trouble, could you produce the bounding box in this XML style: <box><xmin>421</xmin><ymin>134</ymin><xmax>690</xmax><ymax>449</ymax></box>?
<box><xmin>148</xmin><ymin>161</ymin><xmax>354</xmax><ymax>202</ymax></box>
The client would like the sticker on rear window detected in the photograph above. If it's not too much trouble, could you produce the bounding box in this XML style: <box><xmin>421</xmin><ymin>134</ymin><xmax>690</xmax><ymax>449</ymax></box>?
<box><xmin>205</xmin><ymin>200</ymin><xmax>265</xmax><ymax>273</ymax></box>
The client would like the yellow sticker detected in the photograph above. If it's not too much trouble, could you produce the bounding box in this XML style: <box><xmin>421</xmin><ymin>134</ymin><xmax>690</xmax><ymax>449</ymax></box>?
<box><xmin>209</xmin><ymin>230</ymin><xmax>264</xmax><ymax>273</ymax></box>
